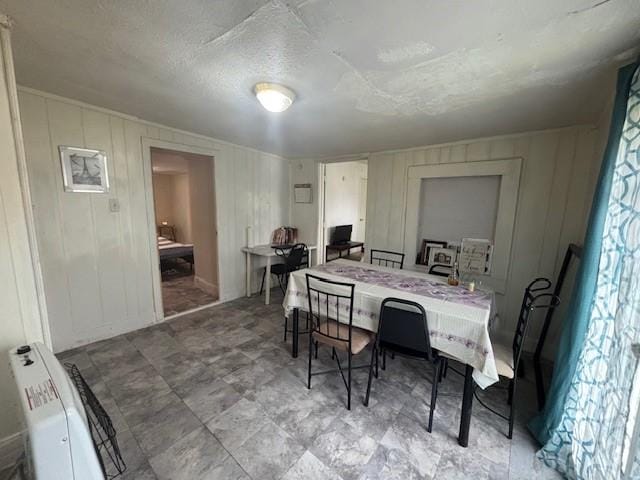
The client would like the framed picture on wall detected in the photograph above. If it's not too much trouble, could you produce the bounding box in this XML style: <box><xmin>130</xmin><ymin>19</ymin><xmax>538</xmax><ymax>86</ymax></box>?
<box><xmin>59</xmin><ymin>146</ymin><xmax>109</xmax><ymax>193</ymax></box>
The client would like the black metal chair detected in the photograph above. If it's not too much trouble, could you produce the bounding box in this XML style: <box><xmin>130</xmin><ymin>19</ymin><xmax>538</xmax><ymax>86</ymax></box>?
<box><xmin>306</xmin><ymin>274</ymin><xmax>374</xmax><ymax>410</ymax></box>
<box><xmin>474</xmin><ymin>278</ymin><xmax>560</xmax><ymax>439</ymax></box>
<box><xmin>364</xmin><ymin>298</ymin><xmax>443</xmax><ymax>432</ymax></box>
<box><xmin>428</xmin><ymin>264</ymin><xmax>451</xmax><ymax>277</ymax></box>
<box><xmin>370</xmin><ymin>249</ymin><xmax>405</xmax><ymax>269</ymax></box>
<box><xmin>260</xmin><ymin>243</ymin><xmax>307</xmax><ymax>296</ymax></box>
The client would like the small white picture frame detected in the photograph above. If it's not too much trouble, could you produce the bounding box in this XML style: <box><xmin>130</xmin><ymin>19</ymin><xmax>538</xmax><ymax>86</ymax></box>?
<box><xmin>428</xmin><ymin>247</ymin><xmax>457</xmax><ymax>267</ymax></box>
<box><xmin>59</xmin><ymin>146</ymin><xmax>109</xmax><ymax>193</ymax></box>
<box><xmin>459</xmin><ymin>238</ymin><xmax>493</xmax><ymax>274</ymax></box>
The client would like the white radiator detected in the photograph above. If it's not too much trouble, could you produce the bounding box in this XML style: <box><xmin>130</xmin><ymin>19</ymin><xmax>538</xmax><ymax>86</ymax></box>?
<box><xmin>9</xmin><ymin>343</ymin><xmax>106</xmax><ymax>480</ymax></box>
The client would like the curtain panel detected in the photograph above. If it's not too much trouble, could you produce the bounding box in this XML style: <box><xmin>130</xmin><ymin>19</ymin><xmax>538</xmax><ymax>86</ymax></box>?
<box><xmin>532</xmin><ymin>62</ymin><xmax>640</xmax><ymax>479</ymax></box>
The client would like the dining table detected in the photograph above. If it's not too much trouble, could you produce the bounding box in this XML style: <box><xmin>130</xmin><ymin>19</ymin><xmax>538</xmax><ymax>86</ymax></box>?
<box><xmin>282</xmin><ymin>258</ymin><xmax>499</xmax><ymax>448</ymax></box>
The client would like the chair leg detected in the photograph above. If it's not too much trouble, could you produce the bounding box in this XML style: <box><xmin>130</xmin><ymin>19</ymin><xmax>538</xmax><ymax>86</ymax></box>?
<box><xmin>284</xmin><ymin>316</ymin><xmax>288</xmax><ymax>342</ymax></box>
<box><xmin>382</xmin><ymin>349</ymin><xmax>387</xmax><ymax>370</ymax></box>
<box><xmin>259</xmin><ymin>269</ymin><xmax>266</xmax><ymax>295</ymax></box>
<box><xmin>315</xmin><ymin>341</ymin><xmax>319</xmax><ymax>359</ymax></box>
<box><xmin>277</xmin><ymin>274</ymin><xmax>286</xmax><ymax>294</ymax></box>
<box><xmin>347</xmin><ymin>351</ymin><xmax>352</xmax><ymax>410</ymax></box>
<box><xmin>375</xmin><ymin>347</ymin><xmax>379</xmax><ymax>378</ymax></box>
<box><xmin>508</xmin><ymin>379</ymin><xmax>517</xmax><ymax>439</ymax></box>
<box><xmin>307</xmin><ymin>331</ymin><xmax>313</xmax><ymax>390</ymax></box>
<box><xmin>364</xmin><ymin>345</ymin><xmax>377</xmax><ymax>407</ymax></box>
<box><xmin>428</xmin><ymin>360</ymin><xmax>440</xmax><ymax>433</ymax></box>
<box><xmin>507</xmin><ymin>379</ymin><xmax>514</xmax><ymax>406</ymax></box>
<box><xmin>332</xmin><ymin>347</ymin><xmax>336</xmax><ymax>360</ymax></box>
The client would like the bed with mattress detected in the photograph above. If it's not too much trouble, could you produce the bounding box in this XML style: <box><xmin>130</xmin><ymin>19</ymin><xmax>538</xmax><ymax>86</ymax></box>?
<box><xmin>158</xmin><ymin>236</ymin><xmax>194</xmax><ymax>271</ymax></box>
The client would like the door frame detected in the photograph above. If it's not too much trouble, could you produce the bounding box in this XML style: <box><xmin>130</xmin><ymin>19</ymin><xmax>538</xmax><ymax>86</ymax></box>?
<box><xmin>316</xmin><ymin>162</ymin><xmax>327</xmax><ymax>264</ymax></box>
<box><xmin>141</xmin><ymin>137</ymin><xmax>220</xmax><ymax>322</ymax></box>
<box><xmin>316</xmin><ymin>158</ymin><xmax>369</xmax><ymax>264</ymax></box>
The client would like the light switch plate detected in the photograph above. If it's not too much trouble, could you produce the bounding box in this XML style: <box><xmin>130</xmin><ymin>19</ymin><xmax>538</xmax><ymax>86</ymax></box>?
<box><xmin>109</xmin><ymin>198</ymin><xmax>120</xmax><ymax>212</ymax></box>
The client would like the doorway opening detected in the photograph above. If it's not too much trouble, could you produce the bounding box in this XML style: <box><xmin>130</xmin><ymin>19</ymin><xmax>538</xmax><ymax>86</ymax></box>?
<box><xmin>150</xmin><ymin>147</ymin><xmax>219</xmax><ymax>317</ymax></box>
<box><xmin>318</xmin><ymin>160</ymin><xmax>368</xmax><ymax>263</ymax></box>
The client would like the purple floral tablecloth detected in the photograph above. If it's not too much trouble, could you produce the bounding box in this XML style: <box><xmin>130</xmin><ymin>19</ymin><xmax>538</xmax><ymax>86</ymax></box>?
<box><xmin>283</xmin><ymin>259</ymin><xmax>499</xmax><ymax>388</ymax></box>
<box><xmin>314</xmin><ymin>262</ymin><xmax>493</xmax><ymax>311</ymax></box>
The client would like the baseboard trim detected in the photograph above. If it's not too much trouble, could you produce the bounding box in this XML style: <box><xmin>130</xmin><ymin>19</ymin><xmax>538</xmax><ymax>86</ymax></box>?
<box><xmin>0</xmin><ymin>431</ymin><xmax>23</xmax><ymax>470</ymax></box>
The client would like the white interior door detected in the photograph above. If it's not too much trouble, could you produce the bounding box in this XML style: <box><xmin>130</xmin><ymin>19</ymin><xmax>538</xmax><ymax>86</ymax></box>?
<box><xmin>357</xmin><ymin>177</ymin><xmax>367</xmax><ymax>242</ymax></box>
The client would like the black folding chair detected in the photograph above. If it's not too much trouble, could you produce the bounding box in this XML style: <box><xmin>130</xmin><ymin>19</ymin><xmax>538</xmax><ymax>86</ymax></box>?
<box><xmin>364</xmin><ymin>298</ymin><xmax>442</xmax><ymax>432</ymax></box>
<box><xmin>260</xmin><ymin>243</ymin><xmax>307</xmax><ymax>296</ymax></box>
<box><xmin>370</xmin><ymin>249</ymin><xmax>405</xmax><ymax>269</ymax></box>
<box><xmin>474</xmin><ymin>278</ymin><xmax>560</xmax><ymax>438</ymax></box>
<box><xmin>306</xmin><ymin>274</ymin><xmax>375</xmax><ymax>410</ymax></box>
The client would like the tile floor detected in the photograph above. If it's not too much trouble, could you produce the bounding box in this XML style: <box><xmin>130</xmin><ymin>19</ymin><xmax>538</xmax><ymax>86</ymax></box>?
<box><xmin>161</xmin><ymin>274</ymin><xmax>217</xmax><ymax>316</ymax></box>
<box><xmin>52</xmin><ymin>291</ymin><xmax>562</xmax><ymax>480</ymax></box>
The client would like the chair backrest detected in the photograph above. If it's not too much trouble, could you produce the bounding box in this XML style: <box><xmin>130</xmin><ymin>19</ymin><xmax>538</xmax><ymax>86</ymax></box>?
<box><xmin>428</xmin><ymin>265</ymin><xmax>451</xmax><ymax>277</ymax></box>
<box><xmin>370</xmin><ymin>249</ymin><xmax>405</xmax><ymax>269</ymax></box>
<box><xmin>512</xmin><ymin>278</ymin><xmax>560</xmax><ymax>371</ymax></box>
<box><xmin>306</xmin><ymin>274</ymin><xmax>355</xmax><ymax>343</ymax></box>
<box><xmin>276</xmin><ymin>243</ymin><xmax>307</xmax><ymax>272</ymax></box>
<box><xmin>376</xmin><ymin>297</ymin><xmax>436</xmax><ymax>361</ymax></box>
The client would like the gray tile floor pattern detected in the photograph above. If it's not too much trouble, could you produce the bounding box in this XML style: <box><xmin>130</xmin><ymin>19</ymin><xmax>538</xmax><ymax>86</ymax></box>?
<box><xmin>161</xmin><ymin>273</ymin><xmax>217</xmax><ymax>316</ymax></box>
<box><xmin>53</xmin><ymin>291</ymin><xmax>562</xmax><ymax>480</ymax></box>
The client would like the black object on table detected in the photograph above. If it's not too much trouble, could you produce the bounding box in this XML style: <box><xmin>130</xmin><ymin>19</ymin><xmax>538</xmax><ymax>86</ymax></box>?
<box><xmin>325</xmin><ymin>241</ymin><xmax>364</xmax><ymax>262</ymax></box>
<box><xmin>289</xmin><ymin>306</ymin><xmax>476</xmax><ymax>448</ymax></box>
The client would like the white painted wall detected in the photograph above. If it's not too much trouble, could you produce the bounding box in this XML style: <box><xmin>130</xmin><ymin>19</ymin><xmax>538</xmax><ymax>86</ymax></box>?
<box><xmin>0</xmin><ymin>17</ymin><xmax>47</xmax><ymax>465</ymax></box>
<box><xmin>290</xmin><ymin>159</ymin><xmax>319</xmax><ymax>245</ymax></box>
<box><xmin>172</xmin><ymin>173</ymin><xmax>192</xmax><ymax>244</ymax></box>
<box><xmin>418</xmin><ymin>175</ymin><xmax>501</xmax><ymax>246</ymax></box>
<box><xmin>19</xmin><ymin>87</ymin><xmax>290</xmax><ymax>352</ymax></box>
<box><xmin>324</xmin><ymin>161</ymin><xmax>368</xmax><ymax>243</ymax></box>
<box><xmin>292</xmin><ymin>125</ymin><xmax>604</xmax><ymax>358</ymax></box>
<box><xmin>152</xmin><ymin>172</ymin><xmax>193</xmax><ymax>242</ymax></box>
<box><xmin>187</xmin><ymin>153</ymin><xmax>218</xmax><ymax>296</ymax></box>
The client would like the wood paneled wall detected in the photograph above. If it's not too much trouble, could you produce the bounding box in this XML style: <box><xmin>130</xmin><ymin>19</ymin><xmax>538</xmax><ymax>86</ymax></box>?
<box><xmin>364</xmin><ymin>126</ymin><xmax>602</xmax><ymax>355</ymax></box>
<box><xmin>291</xmin><ymin>126</ymin><xmax>604</xmax><ymax>358</ymax></box>
<box><xmin>18</xmin><ymin>88</ymin><xmax>290</xmax><ymax>352</ymax></box>
<box><xmin>0</xmin><ymin>25</ymin><xmax>46</xmax><ymax>452</ymax></box>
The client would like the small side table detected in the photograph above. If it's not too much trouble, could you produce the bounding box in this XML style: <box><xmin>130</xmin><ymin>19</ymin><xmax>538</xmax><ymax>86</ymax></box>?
<box><xmin>325</xmin><ymin>241</ymin><xmax>365</xmax><ymax>262</ymax></box>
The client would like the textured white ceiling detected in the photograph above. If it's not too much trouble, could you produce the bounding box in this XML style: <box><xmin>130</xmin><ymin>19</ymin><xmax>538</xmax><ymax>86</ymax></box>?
<box><xmin>2</xmin><ymin>0</ymin><xmax>639</xmax><ymax>157</ymax></box>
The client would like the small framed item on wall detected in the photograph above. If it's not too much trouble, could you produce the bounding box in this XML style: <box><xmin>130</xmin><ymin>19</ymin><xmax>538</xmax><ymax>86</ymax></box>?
<box><xmin>294</xmin><ymin>183</ymin><xmax>313</xmax><ymax>203</ymax></box>
<box><xmin>59</xmin><ymin>146</ymin><xmax>109</xmax><ymax>193</ymax></box>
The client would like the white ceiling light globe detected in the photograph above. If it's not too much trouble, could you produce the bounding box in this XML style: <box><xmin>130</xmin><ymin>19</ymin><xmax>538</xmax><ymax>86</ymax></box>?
<box><xmin>254</xmin><ymin>83</ymin><xmax>296</xmax><ymax>113</ymax></box>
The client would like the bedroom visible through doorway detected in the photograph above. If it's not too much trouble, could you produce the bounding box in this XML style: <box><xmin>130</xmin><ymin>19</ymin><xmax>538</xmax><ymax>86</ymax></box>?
<box><xmin>151</xmin><ymin>147</ymin><xmax>219</xmax><ymax>316</ymax></box>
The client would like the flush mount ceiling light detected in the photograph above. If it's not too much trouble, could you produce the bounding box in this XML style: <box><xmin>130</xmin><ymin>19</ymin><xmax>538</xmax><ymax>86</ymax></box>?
<box><xmin>254</xmin><ymin>83</ymin><xmax>296</xmax><ymax>113</ymax></box>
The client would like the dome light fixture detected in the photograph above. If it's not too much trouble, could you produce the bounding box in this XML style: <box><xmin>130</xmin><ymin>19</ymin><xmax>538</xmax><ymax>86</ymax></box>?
<box><xmin>254</xmin><ymin>82</ymin><xmax>296</xmax><ymax>113</ymax></box>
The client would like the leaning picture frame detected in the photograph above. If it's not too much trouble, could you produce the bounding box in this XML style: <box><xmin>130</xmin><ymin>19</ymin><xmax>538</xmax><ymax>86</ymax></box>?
<box><xmin>418</xmin><ymin>239</ymin><xmax>447</xmax><ymax>265</ymax></box>
<box><xmin>428</xmin><ymin>247</ymin><xmax>457</xmax><ymax>267</ymax></box>
<box><xmin>59</xmin><ymin>146</ymin><xmax>109</xmax><ymax>193</ymax></box>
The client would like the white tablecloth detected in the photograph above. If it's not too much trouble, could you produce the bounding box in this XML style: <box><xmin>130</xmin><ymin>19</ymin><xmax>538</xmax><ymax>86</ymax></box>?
<box><xmin>283</xmin><ymin>259</ymin><xmax>499</xmax><ymax>388</ymax></box>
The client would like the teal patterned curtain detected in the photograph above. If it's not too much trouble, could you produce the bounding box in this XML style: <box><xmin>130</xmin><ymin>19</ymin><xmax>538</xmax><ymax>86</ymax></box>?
<box><xmin>531</xmin><ymin>62</ymin><xmax>640</xmax><ymax>479</ymax></box>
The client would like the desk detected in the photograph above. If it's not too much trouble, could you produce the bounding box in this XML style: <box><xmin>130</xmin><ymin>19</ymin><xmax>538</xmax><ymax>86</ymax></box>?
<box><xmin>325</xmin><ymin>241</ymin><xmax>364</xmax><ymax>261</ymax></box>
<box><xmin>241</xmin><ymin>244</ymin><xmax>317</xmax><ymax>305</ymax></box>
<box><xmin>283</xmin><ymin>259</ymin><xmax>497</xmax><ymax>447</ymax></box>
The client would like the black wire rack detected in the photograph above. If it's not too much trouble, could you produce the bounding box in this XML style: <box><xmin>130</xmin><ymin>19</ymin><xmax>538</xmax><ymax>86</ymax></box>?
<box><xmin>65</xmin><ymin>363</ymin><xmax>126</xmax><ymax>479</ymax></box>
